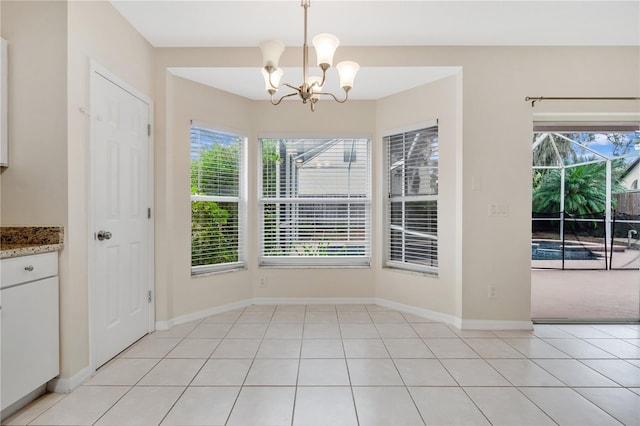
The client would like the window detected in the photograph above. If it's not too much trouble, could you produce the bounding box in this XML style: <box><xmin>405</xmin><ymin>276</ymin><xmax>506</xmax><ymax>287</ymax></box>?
<box><xmin>259</xmin><ymin>138</ymin><xmax>371</xmax><ymax>266</ymax></box>
<box><xmin>190</xmin><ymin>123</ymin><xmax>245</xmax><ymax>274</ymax></box>
<box><xmin>385</xmin><ymin>125</ymin><xmax>439</xmax><ymax>274</ymax></box>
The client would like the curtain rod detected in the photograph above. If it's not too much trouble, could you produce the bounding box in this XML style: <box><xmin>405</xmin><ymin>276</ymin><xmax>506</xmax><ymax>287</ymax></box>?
<box><xmin>525</xmin><ymin>96</ymin><xmax>640</xmax><ymax>107</ymax></box>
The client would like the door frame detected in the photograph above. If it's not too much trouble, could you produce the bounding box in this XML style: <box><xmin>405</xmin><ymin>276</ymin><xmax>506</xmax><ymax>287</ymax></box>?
<box><xmin>87</xmin><ymin>60</ymin><xmax>155</xmax><ymax>373</ymax></box>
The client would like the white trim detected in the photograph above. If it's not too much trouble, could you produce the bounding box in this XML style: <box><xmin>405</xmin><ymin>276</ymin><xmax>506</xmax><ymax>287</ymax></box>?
<box><xmin>153</xmin><ymin>296</ymin><xmax>534</xmax><ymax>331</ymax></box>
<box><xmin>87</xmin><ymin>60</ymin><xmax>155</xmax><ymax>376</ymax></box>
<box><xmin>189</xmin><ymin>123</ymin><xmax>247</xmax><ymax>272</ymax></box>
<box><xmin>253</xmin><ymin>297</ymin><xmax>377</xmax><ymax>305</ymax></box>
<box><xmin>381</xmin><ymin>119</ymin><xmax>438</xmax><ymax>139</ymax></box>
<box><xmin>374</xmin><ymin>298</ymin><xmax>460</xmax><ymax>328</ymax></box>
<box><xmin>383</xmin><ymin>123</ymin><xmax>440</xmax><ymax>274</ymax></box>
<box><xmin>46</xmin><ymin>367</ymin><xmax>92</xmax><ymax>394</ymax></box>
<box><xmin>155</xmin><ymin>299</ymin><xmax>253</xmax><ymax>330</ymax></box>
<box><xmin>460</xmin><ymin>319</ymin><xmax>534</xmax><ymax>331</ymax></box>
<box><xmin>59</xmin><ymin>296</ymin><xmax>535</xmax><ymax>392</ymax></box>
<box><xmin>258</xmin><ymin>137</ymin><xmax>373</xmax><ymax>267</ymax></box>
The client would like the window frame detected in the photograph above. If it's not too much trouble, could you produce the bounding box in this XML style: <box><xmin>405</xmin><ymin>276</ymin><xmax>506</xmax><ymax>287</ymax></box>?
<box><xmin>190</xmin><ymin>121</ymin><xmax>247</xmax><ymax>275</ymax></box>
<box><xmin>258</xmin><ymin>135</ymin><xmax>372</xmax><ymax>267</ymax></box>
<box><xmin>383</xmin><ymin>121</ymin><xmax>439</xmax><ymax>275</ymax></box>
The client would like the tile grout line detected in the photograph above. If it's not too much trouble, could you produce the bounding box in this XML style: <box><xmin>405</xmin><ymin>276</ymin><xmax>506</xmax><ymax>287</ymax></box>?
<box><xmin>155</xmin><ymin>308</ymin><xmax>246</xmax><ymax>426</ymax></box>
<box><xmin>223</xmin><ymin>304</ymin><xmax>275</xmax><ymax>426</ymax></box>
<box><xmin>9</xmin><ymin>307</ymin><xmax>640</xmax><ymax>426</ymax></box>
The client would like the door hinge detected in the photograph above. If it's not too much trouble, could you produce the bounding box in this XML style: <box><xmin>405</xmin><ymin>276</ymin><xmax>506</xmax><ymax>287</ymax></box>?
<box><xmin>148</xmin><ymin>207</ymin><xmax>151</xmax><ymax>219</ymax></box>
<box><xmin>147</xmin><ymin>124</ymin><xmax>151</xmax><ymax>137</ymax></box>
<box><xmin>147</xmin><ymin>290</ymin><xmax>152</xmax><ymax>303</ymax></box>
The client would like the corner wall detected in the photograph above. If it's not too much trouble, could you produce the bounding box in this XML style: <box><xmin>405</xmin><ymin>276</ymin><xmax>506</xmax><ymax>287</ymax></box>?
<box><xmin>374</xmin><ymin>73</ymin><xmax>463</xmax><ymax>321</ymax></box>
<box><xmin>162</xmin><ymin>75</ymin><xmax>378</xmax><ymax>323</ymax></box>
<box><xmin>165</xmin><ymin>74</ymin><xmax>254</xmax><ymax>320</ymax></box>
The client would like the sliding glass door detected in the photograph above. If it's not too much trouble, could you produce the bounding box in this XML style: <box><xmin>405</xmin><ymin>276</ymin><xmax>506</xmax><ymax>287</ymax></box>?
<box><xmin>531</xmin><ymin>124</ymin><xmax>640</xmax><ymax>321</ymax></box>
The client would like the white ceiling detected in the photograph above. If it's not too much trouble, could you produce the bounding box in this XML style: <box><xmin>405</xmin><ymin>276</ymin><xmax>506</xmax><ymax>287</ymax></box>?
<box><xmin>111</xmin><ymin>1</ymin><xmax>640</xmax><ymax>100</ymax></box>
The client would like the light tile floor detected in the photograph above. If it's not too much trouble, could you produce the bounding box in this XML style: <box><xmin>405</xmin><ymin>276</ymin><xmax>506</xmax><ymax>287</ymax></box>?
<box><xmin>3</xmin><ymin>304</ymin><xmax>640</xmax><ymax>426</ymax></box>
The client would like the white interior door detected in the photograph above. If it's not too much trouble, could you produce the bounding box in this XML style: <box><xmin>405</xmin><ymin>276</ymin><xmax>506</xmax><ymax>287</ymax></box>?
<box><xmin>90</xmin><ymin>68</ymin><xmax>152</xmax><ymax>369</ymax></box>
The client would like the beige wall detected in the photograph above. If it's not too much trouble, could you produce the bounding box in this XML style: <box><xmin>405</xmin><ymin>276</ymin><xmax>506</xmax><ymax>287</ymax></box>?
<box><xmin>2</xmin><ymin>0</ymin><xmax>639</xmax><ymax>384</ymax></box>
<box><xmin>1</xmin><ymin>0</ymin><xmax>154</xmax><ymax>380</ymax></box>
<box><xmin>157</xmin><ymin>45</ymin><xmax>639</xmax><ymax>327</ymax></box>
<box><xmin>0</xmin><ymin>1</ymin><xmax>68</xmax><ymax>226</ymax></box>
<box><xmin>164</xmin><ymin>75</ymin><xmax>377</xmax><ymax>320</ymax></box>
<box><xmin>375</xmin><ymin>73</ymin><xmax>463</xmax><ymax>319</ymax></box>
<box><xmin>167</xmin><ymin>75</ymin><xmax>254</xmax><ymax>318</ymax></box>
<box><xmin>65</xmin><ymin>0</ymin><xmax>154</xmax><ymax>377</ymax></box>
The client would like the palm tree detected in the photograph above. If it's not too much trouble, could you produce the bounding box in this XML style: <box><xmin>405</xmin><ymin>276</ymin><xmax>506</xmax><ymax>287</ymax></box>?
<box><xmin>532</xmin><ymin>162</ymin><xmax>625</xmax><ymax>215</ymax></box>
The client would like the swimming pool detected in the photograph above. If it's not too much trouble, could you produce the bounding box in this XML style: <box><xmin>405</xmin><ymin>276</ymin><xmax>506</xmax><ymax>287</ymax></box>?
<box><xmin>531</xmin><ymin>240</ymin><xmax>601</xmax><ymax>260</ymax></box>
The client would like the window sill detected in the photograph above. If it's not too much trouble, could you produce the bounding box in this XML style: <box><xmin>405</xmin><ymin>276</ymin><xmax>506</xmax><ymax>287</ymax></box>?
<box><xmin>191</xmin><ymin>265</ymin><xmax>247</xmax><ymax>278</ymax></box>
<box><xmin>259</xmin><ymin>264</ymin><xmax>371</xmax><ymax>270</ymax></box>
<box><xmin>383</xmin><ymin>264</ymin><xmax>438</xmax><ymax>278</ymax></box>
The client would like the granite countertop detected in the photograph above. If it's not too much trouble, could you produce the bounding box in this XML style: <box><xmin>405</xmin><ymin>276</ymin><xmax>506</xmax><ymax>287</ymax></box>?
<box><xmin>1</xmin><ymin>226</ymin><xmax>64</xmax><ymax>259</ymax></box>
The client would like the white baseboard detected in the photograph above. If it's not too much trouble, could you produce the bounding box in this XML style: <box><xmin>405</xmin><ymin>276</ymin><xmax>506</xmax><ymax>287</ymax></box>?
<box><xmin>47</xmin><ymin>366</ymin><xmax>92</xmax><ymax>394</ymax></box>
<box><xmin>374</xmin><ymin>298</ymin><xmax>461</xmax><ymax>327</ymax></box>
<box><xmin>157</xmin><ymin>297</ymin><xmax>533</xmax><ymax>331</ymax></box>
<box><xmin>460</xmin><ymin>319</ymin><xmax>534</xmax><ymax>331</ymax></box>
<box><xmin>253</xmin><ymin>297</ymin><xmax>376</xmax><ymax>305</ymax></box>
<box><xmin>58</xmin><ymin>296</ymin><xmax>530</xmax><ymax>396</ymax></box>
<box><xmin>155</xmin><ymin>299</ymin><xmax>253</xmax><ymax>330</ymax></box>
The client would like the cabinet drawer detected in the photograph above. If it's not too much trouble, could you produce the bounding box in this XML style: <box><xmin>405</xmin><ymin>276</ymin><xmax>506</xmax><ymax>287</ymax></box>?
<box><xmin>1</xmin><ymin>252</ymin><xmax>58</xmax><ymax>289</ymax></box>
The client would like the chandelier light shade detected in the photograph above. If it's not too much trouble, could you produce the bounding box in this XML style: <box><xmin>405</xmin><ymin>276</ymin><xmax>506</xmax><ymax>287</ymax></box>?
<box><xmin>312</xmin><ymin>33</ymin><xmax>339</xmax><ymax>68</ymax></box>
<box><xmin>336</xmin><ymin>61</ymin><xmax>360</xmax><ymax>90</ymax></box>
<box><xmin>259</xmin><ymin>0</ymin><xmax>360</xmax><ymax>112</ymax></box>
<box><xmin>261</xmin><ymin>68</ymin><xmax>284</xmax><ymax>94</ymax></box>
<box><xmin>259</xmin><ymin>40</ymin><xmax>285</xmax><ymax>69</ymax></box>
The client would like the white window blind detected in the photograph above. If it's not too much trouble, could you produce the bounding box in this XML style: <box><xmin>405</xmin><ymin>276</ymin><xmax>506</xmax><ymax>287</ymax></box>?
<box><xmin>385</xmin><ymin>125</ymin><xmax>439</xmax><ymax>273</ymax></box>
<box><xmin>260</xmin><ymin>138</ymin><xmax>371</xmax><ymax>266</ymax></box>
<box><xmin>190</xmin><ymin>123</ymin><xmax>245</xmax><ymax>274</ymax></box>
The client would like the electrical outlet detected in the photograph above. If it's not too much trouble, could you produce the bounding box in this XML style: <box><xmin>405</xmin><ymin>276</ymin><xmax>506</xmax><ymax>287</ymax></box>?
<box><xmin>488</xmin><ymin>286</ymin><xmax>498</xmax><ymax>298</ymax></box>
<box><xmin>259</xmin><ymin>277</ymin><xmax>267</xmax><ymax>288</ymax></box>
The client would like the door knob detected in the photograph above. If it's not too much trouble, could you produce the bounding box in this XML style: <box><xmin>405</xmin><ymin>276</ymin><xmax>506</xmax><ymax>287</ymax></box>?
<box><xmin>97</xmin><ymin>230</ymin><xmax>112</xmax><ymax>241</ymax></box>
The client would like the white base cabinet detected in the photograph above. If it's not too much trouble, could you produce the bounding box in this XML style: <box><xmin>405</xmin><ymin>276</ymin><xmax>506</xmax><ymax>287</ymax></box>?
<box><xmin>1</xmin><ymin>252</ymin><xmax>59</xmax><ymax>411</ymax></box>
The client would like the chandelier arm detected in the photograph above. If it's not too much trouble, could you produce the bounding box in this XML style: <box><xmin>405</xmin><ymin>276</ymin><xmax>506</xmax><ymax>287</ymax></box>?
<box><xmin>315</xmin><ymin>89</ymin><xmax>350</xmax><ymax>103</ymax></box>
<box><xmin>266</xmin><ymin>70</ymin><xmax>279</xmax><ymax>91</ymax></box>
<box><xmin>318</xmin><ymin>67</ymin><xmax>328</xmax><ymax>87</ymax></box>
<box><xmin>282</xmin><ymin>83</ymin><xmax>301</xmax><ymax>91</ymax></box>
<box><xmin>271</xmin><ymin>91</ymin><xmax>299</xmax><ymax>106</ymax></box>
<box><xmin>259</xmin><ymin>0</ymin><xmax>357</xmax><ymax>112</ymax></box>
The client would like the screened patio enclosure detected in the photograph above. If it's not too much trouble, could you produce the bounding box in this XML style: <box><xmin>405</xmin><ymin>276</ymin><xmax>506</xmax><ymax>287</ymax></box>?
<box><xmin>532</xmin><ymin>128</ymin><xmax>640</xmax><ymax>271</ymax></box>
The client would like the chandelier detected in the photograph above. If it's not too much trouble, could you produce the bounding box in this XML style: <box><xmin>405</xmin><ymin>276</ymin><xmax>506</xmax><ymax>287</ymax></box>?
<box><xmin>259</xmin><ymin>0</ymin><xmax>360</xmax><ymax>112</ymax></box>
